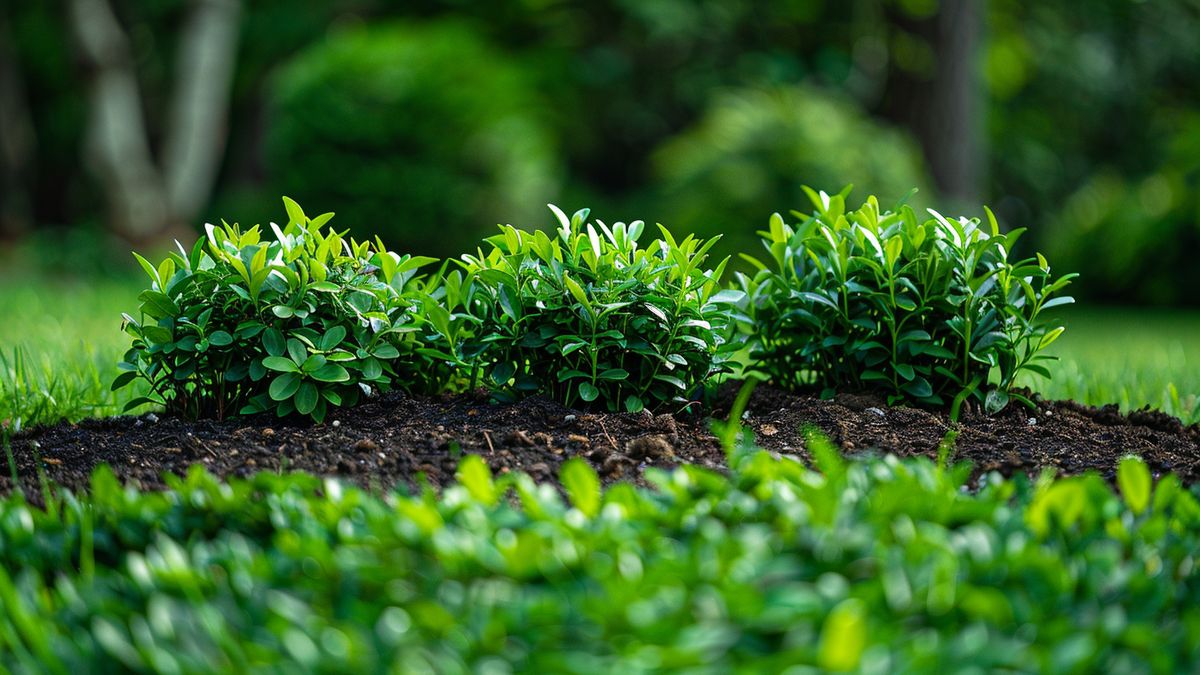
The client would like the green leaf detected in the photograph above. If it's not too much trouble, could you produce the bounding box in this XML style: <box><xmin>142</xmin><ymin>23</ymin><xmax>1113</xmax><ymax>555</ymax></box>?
<box><xmin>110</xmin><ymin>371</ymin><xmax>139</xmax><ymax>391</ymax></box>
<box><xmin>1118</xmin><ymin>455</ymin><xmax>1151</xmax><ymax>515</ymax></box>
<box><xmin>282</xmin><ymin>195</ymin><xmax>307</xmax><ymax>225</ymax></box>
<box><xmin>578</xmin><ymin>382</ymin><xmax>600</xmax><ymax>402</ymax></box>
<box><xmin>262</xmin><ymin>356</ymin><xmax>300</xmax><ymax>373</ymax></box>
<box><xmin>624</xmin><ymin>395</ymin><xmax>644</xmax><ymax>413</ymax></box>
<box><xmin>294</xmin><ymin>382</ymin><xmax>319</xmax><ymax>415</ymax></box>
<box><xmin>269</xmin><ymin>372</ymin><xmax>301</xmax><ymax>401</ymax></box>
<box><xmin>310</xmin><ymin>363</ymin><xmax>350</xmax><ymax>383</ymax></box>
<box><xmin>301</xmin><ymin>354</ymin><xmax>327</xmax><ymax>373</ymax></box>
<box><xmin>456</xmin><ymin>455</ymin><xmax>497</xmax><ymax>507</ymax></box>
<box><xmin>262</xmin><ymin>328</ymin><xmax>286</xmax><ymax>356</ymax></box>
<box><xmin>560</xmin><ymin>458</ymin><xmax>601</xmax><ymax>517</ymax></box>
<box><xmin>138</xmin><ymin>290</ymin><xmax>179</xmax><ymax>319</ymax></box>
<box><xmin>818</xmin><ymin>599</ymin><xmax>867</xmax><ymax>672</ymax></box>
<box><xmin>490</xmin><ymin>362</ymin><xmax>516</xmax><ymax>385</ymax></box>
<box><xmin>287</xmin><ymin>338</ymin><xmax>307</xmax><ymax>365</ymax></box>
<box><xmin>208</xmin><ymin>330</ymin><xmax>233</xmax><ymax>347</ymax></box>
<box><xmin>319</xmin><ymin>326</ymin><xmax>347</xmax><ymax>351</ymax></box>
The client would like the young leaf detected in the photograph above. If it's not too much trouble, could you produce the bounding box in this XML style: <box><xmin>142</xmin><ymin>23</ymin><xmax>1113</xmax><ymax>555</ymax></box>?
<box><xmin>560</xmin><ymin>458</ymin><xmax>601</xmax><ymax>517</ymax></box>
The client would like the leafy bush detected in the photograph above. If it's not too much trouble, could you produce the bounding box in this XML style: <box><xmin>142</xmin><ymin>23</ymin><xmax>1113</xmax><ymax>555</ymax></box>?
<box><xmin>114</xmin><ymin>198</ymin><xmax>443</xmax><ymax>423</ymax></box>
<box><xmin>739</xmin><ymin>188</ymin><xmax>1077</xmax><ymax>411</ymax></box>
<box><xmin>432</xmin><ymin>205</ymin><xmax>743</xmax><ymax>412</ymax></box>
<box><xmin>265</xmin><ymin>21</ymin><xmax>559</xmax><ymax>257</ymax></box>
<box><xmin>651</xmin><ymin>86</ymin><xmax>932</xmax><ymax>257</ymax></box>
<box><xmin>2</xmin><ymin>444</ymin><xmax>1199</xmax><ymax>671</ymax></box>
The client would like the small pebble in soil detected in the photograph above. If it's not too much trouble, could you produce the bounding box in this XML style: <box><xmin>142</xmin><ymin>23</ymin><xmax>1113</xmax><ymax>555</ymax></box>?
<box><xmin>331</xmin><ymin>420</ymin><xmax>341</xmax><ymax>428</ymax></box>
<box><xmin>354</xmin><ymin>439</ymin><xmax>379</xmax><ymax>454</ymax></box>
<box><xmin>564</xmin><ymin>414</ymin><xmax>577</xmax><ymax>422</ymax></box>
<box><xmin>146</xmin><ymin>413</ymin><xmax>159</xmax><ymax>423</ymax></box>
<box><xmin>1027</xmin><ymin>417</ymin><xmax>1038</xmax><ymax>426</ymax></box>
<box><xmin>866</xmin><ymin>407</ymin><xmax>886</xmax><ymax>418</ymax></box>
<box><xmin>760</xmin><ymin>424</ymin><xmax>779</xmax><ymax>437</ymax></box>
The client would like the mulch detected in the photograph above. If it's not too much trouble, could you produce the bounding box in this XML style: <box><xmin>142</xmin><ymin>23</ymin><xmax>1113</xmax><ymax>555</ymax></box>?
<box><xmin>4</xmin><ymin>385</ymin><xmax>1198</xmax><ymax>499</ymax></box>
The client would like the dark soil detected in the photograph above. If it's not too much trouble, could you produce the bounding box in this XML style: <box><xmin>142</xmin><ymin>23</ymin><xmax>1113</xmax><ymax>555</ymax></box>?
<box><xmin>4</xmin><ymin>386</ymin><xmax>1199</xmax><ymax>498</ymax></box>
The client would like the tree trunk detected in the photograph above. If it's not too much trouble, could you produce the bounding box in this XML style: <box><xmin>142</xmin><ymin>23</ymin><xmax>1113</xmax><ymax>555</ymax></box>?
<box><xmin>881</xmin><ymin>0</ymin><xmax>984</xmax><ymax>205</ymax></box>
<box><xmin>69</xmin><ymin>0</ymin><xmax>241</xmax><ymax>241</ymax></box>
<box><xmin>163</xmin><ymin>0</ymin><xmax>242</xmax><ymax>222</ymax></box>
<box><xmin>0</xmin><ymin>10</ymin><xmax>38</xmax><ymax>236</ymax></box>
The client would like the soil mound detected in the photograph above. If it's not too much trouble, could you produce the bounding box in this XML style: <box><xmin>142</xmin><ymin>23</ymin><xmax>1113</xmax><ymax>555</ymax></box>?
<box><xmin>5</xmin><ymin>386</ymin><xmax>1198</xmax><ymax>497</ymax></box>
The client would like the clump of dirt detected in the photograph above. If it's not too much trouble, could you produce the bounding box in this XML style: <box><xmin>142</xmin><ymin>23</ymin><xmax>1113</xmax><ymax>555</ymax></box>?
<box><xmin>3</xmin><ymin>386</ymin><xmax>1197</xmax><ymax>498</ymax></box>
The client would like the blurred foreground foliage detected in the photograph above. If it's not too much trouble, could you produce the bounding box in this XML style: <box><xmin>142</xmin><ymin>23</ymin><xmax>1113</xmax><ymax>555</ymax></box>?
<box><xmin>1</xmin><ymin>446</ymin><xmax>1197</xmax><ymax>672</ymax></box>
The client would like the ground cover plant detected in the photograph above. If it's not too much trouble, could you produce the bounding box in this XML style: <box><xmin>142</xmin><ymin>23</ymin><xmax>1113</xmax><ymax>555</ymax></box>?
<box><xmin>111</xmin><ymin>198</ymin><xmax>447</xmax><ymax>424</ymax></box>
<box><xmin>437</xmin><ymin>205</ymin><xmax>744</xmax><ymax>412</ymax></box>
<box><xmin>1</xmin><ymin>436</ymin><xmax>1198</xmax><ymax>672</ymax></box>
<box><xmin>740</xmin><ymin>188</ymin><xmax>1077</xmax><ymax>413</ymax></box>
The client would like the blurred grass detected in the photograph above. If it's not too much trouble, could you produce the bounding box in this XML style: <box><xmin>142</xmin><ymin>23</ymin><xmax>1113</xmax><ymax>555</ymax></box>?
<box><xmin>1020</xmin><ymin>307</ymin><xmax>1200</xmax><ymax>424</ymax></box>
<box><xmin>0</xmin><ymin>274</ymin><xmax>149</xmax><ymax>431</ymax></box>
<box><xmin>0</xmin><ymin>268</ymin><xmax>1197</xmax><ymax>429</ymax></box>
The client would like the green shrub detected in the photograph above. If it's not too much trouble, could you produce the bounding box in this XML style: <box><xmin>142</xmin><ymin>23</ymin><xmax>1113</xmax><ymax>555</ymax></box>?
<box><xmin>431</xmin><ymin>205</ymin><xmax>744</xmax><ymax>412</ymax></box>
<box><xmin>2</xmin><ymin>447</ymin><xmax>1198</xmax><ymax>672</ymax></box>
<box><xmin>739</xmin><ymin>187</ymin><xmax>1077</xmax><ymax>411</ymax></box>
<box><xmin>265</xmin><ymin>22</ymin><xmax>559</xmax><ymax>257</ymax></box>
<box><xmin>651</xmin><ymin>85</ymin><xmax>932</xmax><ymax>256</ymax></box>
<box><xmin>113</xmin><ymin>198</ymin><xmax>444</xmax><ymax>423</ymax></box>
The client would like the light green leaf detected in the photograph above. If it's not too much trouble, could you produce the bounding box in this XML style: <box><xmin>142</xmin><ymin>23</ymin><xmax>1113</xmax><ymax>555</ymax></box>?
<box><xmin>1118</xmin><ymin>455</ymin><xmax>1151</xmax><ymax>515</ymax></box>
<box><xmin>560</xmin><ymin>458</ymin><xmax>601</xmax><ymax>517</ymax></box>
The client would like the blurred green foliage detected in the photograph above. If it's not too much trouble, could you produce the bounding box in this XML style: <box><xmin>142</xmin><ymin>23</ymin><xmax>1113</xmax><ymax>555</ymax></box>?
<box><xmin>265</xmin><ymin>21</ymin><xmax>559</xmax><ymax>256</ymax></box>
<box><xmin>3</xmin><ymin>0</ymin><xmax>1199</xmax><ymax>304</ymax></box>
<box><xmin>985</xmin><ymin>0</ymin><xmax>1200</xmax><ymax>305</ymax></box>
<box><xmin>651</xmin><ymin>86</ymin><xmax>929</xmax><ymax>254</ymax></box>
<box><xmin>2</xmin><ymin>449</ymin><xmax>1199</xmax><ymax>671</ymax></box>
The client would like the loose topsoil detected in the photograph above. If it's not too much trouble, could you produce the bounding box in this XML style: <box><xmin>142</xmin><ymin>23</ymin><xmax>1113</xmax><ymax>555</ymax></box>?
<box><xmin>4</xmin><ymin>386</ymin><xmax>1199</xmax><ymax>498</ymax></box>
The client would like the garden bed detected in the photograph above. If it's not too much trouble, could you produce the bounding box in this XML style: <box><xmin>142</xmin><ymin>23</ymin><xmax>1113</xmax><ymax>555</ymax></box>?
<box><xmin>5</xmin><ymin>385</ymin><xmax>1198</xmax><ymax>497</ymax></box>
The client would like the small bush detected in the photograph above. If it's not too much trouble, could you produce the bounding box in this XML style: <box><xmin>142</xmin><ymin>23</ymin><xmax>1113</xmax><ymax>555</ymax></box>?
<box><xmin>432</xmin><ymin>205</ymin><xmax>744</xmax><ymax>412</ymax></box>
<box><xmin>114</xmin><ymin>198</ymin><xmax>444</xmax><ymax>422</ymax></box>
<box><xmin>265</xmin><ymin>22</ymin><xmax>559</xmax><ymax>257</ymax></box>
<box><xmin>739</xmin><ymin>187</ymin><xmax>1077</xmax><ymax>411</ymax></box>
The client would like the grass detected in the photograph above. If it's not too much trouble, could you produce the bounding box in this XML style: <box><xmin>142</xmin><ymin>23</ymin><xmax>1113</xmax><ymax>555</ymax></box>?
<box><xmin>0</xmin><ymin>273</ymin><xmax>149</xmax><ymax>431</ymax></box>
<box><xmin>1019</xmin><ymin>307</ymin><xmax>1200</xmax><ymax>424</ymax></box>
<box><xmin>0</xmin><ymin>266</ymin><xmax>1197</xmax><ymax>429</ymax></box>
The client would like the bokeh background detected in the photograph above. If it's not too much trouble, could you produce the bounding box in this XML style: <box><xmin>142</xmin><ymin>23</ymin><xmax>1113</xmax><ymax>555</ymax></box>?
<box><xmin>1</xmin><ymin>0</ymin><xmax>1197</xmax><ymax>427</ymax></box>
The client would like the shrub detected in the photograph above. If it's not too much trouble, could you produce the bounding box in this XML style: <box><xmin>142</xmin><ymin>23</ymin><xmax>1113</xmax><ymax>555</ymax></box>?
<box><xmin>651</xmin><ymin>86</ymin><xmax>932</xmax><ymax>257</ymax></box>
<box><xmin>432</xmin><ymin>205</ymin><xmax>744</xmax><ymax>412</ymax></box>
<box><xmin>113</xmin><ymin>198</ymin><xmax>444</xmax><ymax>422</ymax></box>
<box><xmin>739</xmin><ymin>187</ymin><xmax>1077</xmax><ymax>411</ymax></box>
<box><xmin>265</xmin><ymin>21</ymin><xmax>559</xmax><ymax>257</ymax></box>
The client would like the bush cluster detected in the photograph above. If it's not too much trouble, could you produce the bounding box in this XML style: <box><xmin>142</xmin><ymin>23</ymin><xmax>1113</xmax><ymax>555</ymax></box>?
<box><xmin>117</xmin><ymin>191</ymin><xmax>1076</xmax><ymax>421</ymax></box>
<box><xmin>738</xmin><ymin>188</ymin><xmax>1077</xmax><ymax>412</ymax></box>
<box><xmin>115</xmin><ymin>198</ymin><xmax>446</xmax><ymax>423</ymax></box>
<box><xmin>2</xmin><ymin>445</ymin><xmax>1196</xmax><ymax>671</ymax></box>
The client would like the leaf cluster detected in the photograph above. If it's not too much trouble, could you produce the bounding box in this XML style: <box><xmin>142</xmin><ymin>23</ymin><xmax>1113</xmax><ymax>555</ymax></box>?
<box><xmin>2</xmin><ymin>447</ymin><xmax>1198</xmax><ymax>672</ymax></box>
<box><xmin>739</xmin><ymin>187</ymin><xmax>1078</xmax><ymax>411</ymax></box>
<box><xmin>114</xmin><ymin>198</ymin><xmax>445</xmax><ymax>422</ymax></box>
<box><xmin>437</xmin><ymin>205</ymin><xmax>744</xmax><ymax>412</ymax></box>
